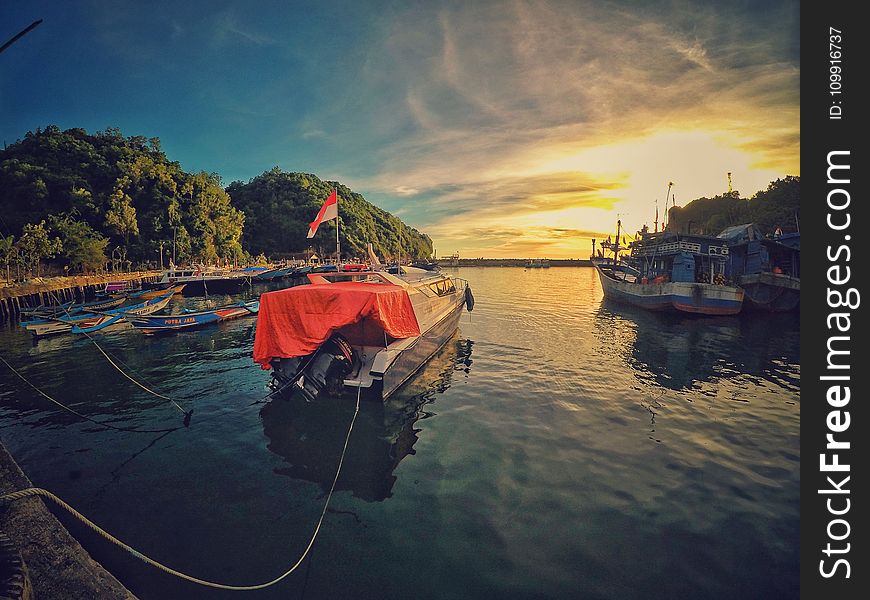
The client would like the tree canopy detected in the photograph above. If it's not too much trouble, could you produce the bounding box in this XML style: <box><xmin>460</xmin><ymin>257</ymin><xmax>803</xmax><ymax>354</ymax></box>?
<box><xmin>226</xmin><ymin>168</ymin><xmax>433</xmax><ymax>261</ymax></box>
<box><xmin>665</xmin><ymin>176</ymin><xmax>800</xmax><ymax>236</ymax></box>
<box><xmin>0</xmin><ymin>126</ymin><xmax>433</xmax><ymax>274</ymax></box>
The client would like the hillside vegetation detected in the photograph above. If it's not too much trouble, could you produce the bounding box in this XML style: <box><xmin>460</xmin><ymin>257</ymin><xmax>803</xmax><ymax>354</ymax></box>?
<box><xmin>226</xmin><ymin>168</ymin><xmax>432</xmax><ymax>261</ymax></box>
<box><xmin>0</xmin><ymin>126</ymin><xmax>431</xmax><ymax>276</ymax></box>
<box><xmin>666</xmin><ymin>176</ymin><xmax>800</xmax><ymax>235</ymax></box>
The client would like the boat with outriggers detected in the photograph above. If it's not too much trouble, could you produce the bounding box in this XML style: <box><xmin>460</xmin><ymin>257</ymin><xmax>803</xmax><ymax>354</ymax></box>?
<box><xmin>125</xmin><ymin>299</ymin><xmax>259</xmax><ymax>334</ymax></box>
<box><xmin>22</xmin><ymin>292</ymin><xmax>174</xmax><ymax>337</ymax></box>
<box><xmin>592</xmin><ymin>220</ymin><xmax>744</xmax><ymax>315</ymax></box>
<box><xmin>254</xmin><ymin>254</ymin><xmax>473</xmax><ymax>402</ymax></box>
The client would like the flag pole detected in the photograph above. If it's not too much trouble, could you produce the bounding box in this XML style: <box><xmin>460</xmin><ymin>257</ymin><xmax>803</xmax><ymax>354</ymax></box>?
<box><xmin>335</xmin><ymin>189</ymin><xmax>341</xmax><ymax>268</ymax></box>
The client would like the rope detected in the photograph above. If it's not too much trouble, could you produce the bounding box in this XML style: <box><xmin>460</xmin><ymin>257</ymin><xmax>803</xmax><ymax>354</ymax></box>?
<box><xmin>47</xmin><ymin>289</ymin><xmax>188</xmax><ymax>416</ymax></box>
<box><xmin>0</xmin><ymin>384</ymin><xmax>362</xmax><ymax>591</ymax></box>
<box><xmin>0</xmin><ymin>354</ymin><xmax>180</xmax><ymax>434</ymax></box>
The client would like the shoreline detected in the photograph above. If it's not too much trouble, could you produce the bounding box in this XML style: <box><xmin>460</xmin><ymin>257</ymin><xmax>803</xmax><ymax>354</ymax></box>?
<box><xmin>0</xmin><ymin>441</ymin><xmax>138</xmax><ymax>599</ymax></box>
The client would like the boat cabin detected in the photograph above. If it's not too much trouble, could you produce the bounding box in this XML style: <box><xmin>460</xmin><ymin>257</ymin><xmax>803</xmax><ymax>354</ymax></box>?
<box><xmin>717</xmin><ymin>224</ymin><xmax>800</xmax><ymax>280</ymax></box>
<box><xmin>628</xmin><ymin>232</ymin><xmax>730</xmax><ymax>284</ymax></box>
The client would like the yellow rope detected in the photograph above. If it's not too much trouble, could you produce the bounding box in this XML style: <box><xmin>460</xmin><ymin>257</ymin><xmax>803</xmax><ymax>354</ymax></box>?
<box><xmin>0</xmin><ymin>385</ymin><xmax>362</xmax><ymax>591</ymax></box>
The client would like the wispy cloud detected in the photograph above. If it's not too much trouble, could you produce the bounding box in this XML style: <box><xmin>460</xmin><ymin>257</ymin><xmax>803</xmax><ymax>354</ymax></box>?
<box><xmin>324</xmin><ymin>0</ymin><xmax>799</xmax><ymax>256</ymax></box>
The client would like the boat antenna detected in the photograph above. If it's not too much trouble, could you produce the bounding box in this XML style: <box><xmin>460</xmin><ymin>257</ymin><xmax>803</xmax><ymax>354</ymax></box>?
<box><xmin>664</xmin><ymin>181</ymin><xmax>673</xmax><ymax>229</ymax></box>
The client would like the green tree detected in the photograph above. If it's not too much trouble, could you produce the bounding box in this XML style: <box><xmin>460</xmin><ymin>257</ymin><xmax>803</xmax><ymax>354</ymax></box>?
<box><xmin>49</xmin><ymin>213</ymin><xmax>109</xmax><ymax>273</ymax></box>
<box><xmin>0</xmin><ymin>235</ymin><xmax>15</xmax><ymax>283</ymax></box>
<box><xmin>14</xmin><ymin>221</ymin><xmax>62</xmax><ymax>277</ymax></box>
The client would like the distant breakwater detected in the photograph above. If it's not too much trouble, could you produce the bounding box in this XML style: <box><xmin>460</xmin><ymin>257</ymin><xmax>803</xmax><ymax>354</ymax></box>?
<box><xmin>0</xmin><ymin>272</ymin><xmax>159</xmax><ymax>323</ymax></box>
<box><xmin>444</xmin><ymin>258</ymin><xmax>593</xmax><ymax>267</ymax></box>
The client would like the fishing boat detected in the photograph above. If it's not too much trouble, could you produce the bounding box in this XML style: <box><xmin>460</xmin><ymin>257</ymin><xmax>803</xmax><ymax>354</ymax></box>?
<box><xmin>123</xmin><ymin>283</ymin><xmax>187</xmax><ymax>300</ymax></box>
<box><xmin>254</xmin><ymin>267</ymin><xmax>474</xmax><ymax>402</ymax></box>
<box><xmin>20</xmin><ymin>295</ymin><xmax>127</xmax><ymax>319</ymax></box>
<box><xmin>145</xmin><ymin>265</ymin><xmax>250</xmax><ymax>296</ymax></box>
<box><xmin>717</xmin><ymin>224</ymin><xmax>800</xmax><ymax>312</ymax></box>
<box><xmin>125</xmin><ymin>300</ymin><xmax>259</xmax><ymax>334</ymax></box>
<box><xmin>409</xmin><ymin>260</ymin><xmax>440</xmax><ymax>272</ymax></box>
<box><xmin>23</xmin><ymin>293</ymin><xmax>174</xmax><ymax>337</ymax></box>
<box><xmin>525</xmin><ymin>259</ymin><xmax>550</xmax><ymax>268</ymax></box>
<box><xmin>593</xmin><ymin>220</ymin><xmax>744</xmax><ymax>315</ymax></box>
<box><xmin>253</xmin><ymin>265</ymin><xmax>295</xmax><ymax>281</ymax></box>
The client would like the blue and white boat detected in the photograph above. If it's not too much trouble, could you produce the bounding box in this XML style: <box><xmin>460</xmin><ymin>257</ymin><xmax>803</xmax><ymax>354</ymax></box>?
<box><xmin>23</xmin><ymin>293</ymin><xmax>174</xmax><ymax>337</ymax></box>
<box><xmin>717</xmin><ymin>224</ymin><xmax>800</xmax><ymax>312</ymax></box>
<box><xmin>125</xmin><ymin>300</ymin><xmax>259</xmax><ymax>334</ymax></box>
<box><xmin>593</xmin><ymin>221</ymin><xmax>744</xmax><ymax>315</ymax></box>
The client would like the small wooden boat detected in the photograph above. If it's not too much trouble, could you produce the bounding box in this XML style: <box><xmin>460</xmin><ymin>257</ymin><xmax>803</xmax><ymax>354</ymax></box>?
<box><xmin>253</xmin><ymin>266</ymin><xmax>295</xmax><ymax>281</ymax></box>
<box><xmin>24</xmin><ymin>293</ymin><xmax>175</xmax><ymax>337</ymax></box>
<box><xmin>20</xmin><ymin>295</ymin><xmax>127</xmax><ymax>320</ymax></box>
<box><xmin>125</xmin><ymin>300</ymin><xmax>260</xmax><ymax>334</ymax></box>
<box><xmin>123</xmin><ymin>283</ymin><xmax>186</xmax><ymax>300</ymax></box>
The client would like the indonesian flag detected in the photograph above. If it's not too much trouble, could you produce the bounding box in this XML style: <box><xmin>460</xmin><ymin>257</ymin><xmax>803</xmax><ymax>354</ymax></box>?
<box><xmin>306</xmin><ymin>190</ymin><xmax>338</xmax><ymax>238</ymax></box>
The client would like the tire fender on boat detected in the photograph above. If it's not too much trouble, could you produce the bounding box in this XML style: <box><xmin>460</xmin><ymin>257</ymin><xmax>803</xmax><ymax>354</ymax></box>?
<box><xmin>464</xmin><ymin>286</ymin><xmax>475</xmax><ymax>312</ymax></box>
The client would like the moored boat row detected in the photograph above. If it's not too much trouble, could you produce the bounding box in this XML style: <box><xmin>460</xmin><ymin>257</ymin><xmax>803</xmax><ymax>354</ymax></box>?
<box><xmin>592</xmin><ymin>217</ymin><xmax>798</xmax><ymax>316</ymax></box>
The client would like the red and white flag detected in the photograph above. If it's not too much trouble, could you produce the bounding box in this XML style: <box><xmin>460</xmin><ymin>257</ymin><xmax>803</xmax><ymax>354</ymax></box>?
<box><xmin>306</xmin><ymin>190</ymin><xmax>338</xmax><ymax>238</ymax></box>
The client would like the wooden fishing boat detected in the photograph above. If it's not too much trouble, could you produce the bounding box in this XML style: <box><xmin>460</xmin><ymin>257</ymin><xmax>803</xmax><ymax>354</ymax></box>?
<box><xmin>144</xmin><ymin>266</ymin><xmax>250</xmax><ymax>296</ymax></box>
<box><xmin>593</xmin><ymin>221</ymin><xmax>743</xmax><ymax>316</ymax></box>
<box><xmin>23</xmin><ymin>293</ymin><xmax>175</xmax><ymax>337</ymax></box>
<box><xmin>125</xmin><ymin>300</ymin><xmax>259</xmax><ymax>334</ymax></box>
<box><xmin>123</xmin><ymin>283</ymin><xmax>187</xmax><ymax>300</ymax></box>
<box><xmin>20</xmin><ymin>295</ymin><xmax>127</xmax><ymax>319</ymax></box>
<box><xmin>253</xmin><ymin>266</ymin><xmax>295</xmax><ymax>281</ymax></box>
<box><xmin>718</xmin><ymin>224</ymin><xmax>800</xmax><ymax>312</ymax></box>
<box><xmin>255</xmin><ymin>267</ymin><xmax>474</xmax><ymax>402</ymax></box>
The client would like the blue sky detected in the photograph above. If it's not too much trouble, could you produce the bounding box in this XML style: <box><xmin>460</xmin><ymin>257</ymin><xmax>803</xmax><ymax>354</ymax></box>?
<box><xmin>2</xmin><ymin>0</ymin><xmax>800</xmax><ymax>257</ymax></box>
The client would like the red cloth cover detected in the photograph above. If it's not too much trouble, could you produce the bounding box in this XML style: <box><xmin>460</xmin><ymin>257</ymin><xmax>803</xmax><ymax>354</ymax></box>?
<box><xmin>253</xmin><ymin>282</ymin><xmax>421</xmax><ymax>368</ymax></box>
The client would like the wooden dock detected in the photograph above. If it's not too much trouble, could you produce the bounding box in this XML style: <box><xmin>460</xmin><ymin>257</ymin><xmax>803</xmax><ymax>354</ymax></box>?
<box><xmin>0</xmin><ymin>272</ymin><xmax>159</xmax><ymax>323</ymax></box>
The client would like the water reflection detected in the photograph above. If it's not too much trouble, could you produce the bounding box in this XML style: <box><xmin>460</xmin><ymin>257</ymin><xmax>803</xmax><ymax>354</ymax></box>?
<box><xmin>595</xmin><ymin>300</ymin><xmax>799</xmax><ymax>391</ymax></box>
<box><xmin>260</xmin><ymin>335</ymin><xmax>474</xmax><ymax>501</ymax></box>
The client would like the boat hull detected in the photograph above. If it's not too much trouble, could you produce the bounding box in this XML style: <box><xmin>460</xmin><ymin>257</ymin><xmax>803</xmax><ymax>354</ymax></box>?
<box><xmin>738</xmin><ymin>272</ymin><xmax>800</xmax><ymax>312</ymax></box>
<box><xmin>376</xmin><ymin>297</ymin><xmax>465</xmax><ymax>400</ymax></box>
<box><xmin>25</xmin><ymin>293</ymin><xmax>174</xmax><ymax>337</ymax></box>
<box><xmin>127</xmin><ymin>302</ymin><xmax>258</xmax><ymax>333</ymax></box>
<box><xmin>178</xmin><ymin>277</ymin><xmax>250</xmax><ymax>296</ymax></box>
<box><xmin>266</xmin><ymin>273</ymin><xmax>470</xmax><ymax>403</ymax></box>
<box><xmin>595</xmin><ymin>265</ymin><xmax>743</xmax><ymax>315</ymax></box>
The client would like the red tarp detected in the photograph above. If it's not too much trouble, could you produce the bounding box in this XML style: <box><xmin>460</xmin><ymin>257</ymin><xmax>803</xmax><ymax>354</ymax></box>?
<box><xmin>253</xmin><ymin>281</ymin><xmax>421</xmax><ymax>369</ymax></box>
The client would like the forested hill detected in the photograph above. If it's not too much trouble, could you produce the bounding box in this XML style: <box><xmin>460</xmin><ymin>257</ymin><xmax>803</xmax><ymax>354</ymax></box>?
<box><xmin>0</xmin><ymin>126</ymin><xmax>432</xmax><ymax>274</ymax></box>
<box><xmin>227</xmin><ymin>168</ymin><xmax>432</xmax><ymax>261</ymax></box>
<box><xmin>666</xmin><ymin>176</ymin><xmax>800</xmax><ymax>235</ymax></box>
<box><xmin>0</xmin><ymin>126</ymin><xmax>244</xmax><ymax>271</ymax></box>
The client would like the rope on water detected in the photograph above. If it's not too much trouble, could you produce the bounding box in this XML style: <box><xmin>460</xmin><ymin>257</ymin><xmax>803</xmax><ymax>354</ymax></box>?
<box><xmin>0</xmin><ymin>384</ymin><xmax>362</xmax><ymax>591</ymax></box>
<box><xmin>0</xmin><ymin>354</ymin><xmax>181</xmax><ymax>434</ymax></box>
<box><xmin>47</xmin><ymin>289</ymin><xmax>189</xmax><ymax>418</ymax></box>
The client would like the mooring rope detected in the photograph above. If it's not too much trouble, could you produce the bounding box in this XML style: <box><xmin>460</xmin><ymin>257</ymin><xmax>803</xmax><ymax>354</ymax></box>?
<box><xmin>46</xmin><ymin>289</ymin><xmax>189</xmax><ymax>417</ymax></box>
<box><xmin>0</xmin><ymin>354</ymin><xmax>181</xmax><ymax>434</ymax></box>
<box><xmin>0</xmin><ymin>384</ymin><xmax>362</xmax><ymax>591</ymax></box>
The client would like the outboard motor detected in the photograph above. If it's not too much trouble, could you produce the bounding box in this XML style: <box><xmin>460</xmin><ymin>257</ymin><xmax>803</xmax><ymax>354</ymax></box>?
<box><xmin>464</xmin><ymin>285</ymin><xmax>475</xmax><ymax>311</ymax></box>
<box><xmin>291</xmin><ymin>334</ymin><xmax>357</xmax><ymax>402</ymax></box>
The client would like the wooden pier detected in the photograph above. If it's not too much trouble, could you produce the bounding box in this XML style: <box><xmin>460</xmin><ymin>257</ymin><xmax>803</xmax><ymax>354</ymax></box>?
<box><xmin>0</xmin><ymin>272</ymin><xmax>159</xmax><ymax>323</ymax></box>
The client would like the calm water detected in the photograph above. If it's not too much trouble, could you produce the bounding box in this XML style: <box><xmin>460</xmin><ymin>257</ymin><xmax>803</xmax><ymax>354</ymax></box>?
<box><xmin>0</xmin><ymin>267</ymin><xmax>799</xmax><ymax>599</ymax></box>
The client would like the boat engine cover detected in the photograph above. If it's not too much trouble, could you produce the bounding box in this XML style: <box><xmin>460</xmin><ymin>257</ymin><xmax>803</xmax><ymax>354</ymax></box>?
<box><xmin>297</xmin><ymin>334</ymin><xmax>358</xmax><ymax>401</ymax></box>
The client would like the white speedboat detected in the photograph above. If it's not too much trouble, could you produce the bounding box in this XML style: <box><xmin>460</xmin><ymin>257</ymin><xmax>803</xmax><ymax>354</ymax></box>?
<box><xmin>253</xmin><ymin>267</ymin><xmax>473</xmax><ymax>401</ymax></box>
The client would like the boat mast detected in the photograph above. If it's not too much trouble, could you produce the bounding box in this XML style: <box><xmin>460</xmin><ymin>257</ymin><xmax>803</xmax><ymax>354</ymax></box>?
<box><xmin>614</xmin><ymin>219</ymin><xmax>622</xmax><ymax>263</ymax></box>
<box><xmin>335</xmin><ymin>190</ymin><xmax>341</xmax><ymax>268</ymax></box>
<box><xmin>663</xmin><ymin>181</ymin><xmax>673</xmax><ymax>230</ymax></box>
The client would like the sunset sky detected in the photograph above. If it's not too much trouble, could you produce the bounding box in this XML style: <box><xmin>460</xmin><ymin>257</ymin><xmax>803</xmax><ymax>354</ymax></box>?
<box><xmin>2</xmin><ymin>0</ymin><xmax>800</xmax><ymax>258</ymax></box>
